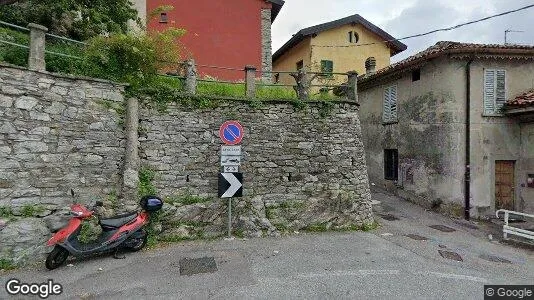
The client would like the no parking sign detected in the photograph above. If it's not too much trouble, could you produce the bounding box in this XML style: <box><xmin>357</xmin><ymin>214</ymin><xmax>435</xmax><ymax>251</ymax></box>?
<box><xmin>219</xmin><ymin>120</ymin><xmax>244</xmax><ymax>145</ymax></box>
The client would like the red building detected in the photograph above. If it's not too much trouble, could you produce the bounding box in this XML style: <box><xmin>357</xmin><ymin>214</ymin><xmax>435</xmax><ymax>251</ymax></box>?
<box><xmin>141</xmin><ymin>0</ymin><xmax>284</xmax><ymax>81</ymax></box>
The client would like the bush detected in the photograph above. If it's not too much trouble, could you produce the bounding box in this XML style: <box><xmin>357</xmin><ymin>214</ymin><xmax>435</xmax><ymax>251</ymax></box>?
<box><xmin>83</xmin><ymin>28</ymin><xmax>185</xmax><ymax>95</ymax></box>
<box><xmin>45</xmin><ymin>40</ymin><xmax>85</xmax><ymax>74</ymax></box>
<box><xmin>197</xmin><ymin>81</ymin><xmax>245</xmax><ymax>97</ymax></box>
<box><xmin>0</xmin><ymin>27</ymin><xmax>29</xmax><ymax>67</ymax></box>
<box><xmin>256</xmin><ymin>85</ymin><xmax>296</xmax><ymax>100</ymax></box>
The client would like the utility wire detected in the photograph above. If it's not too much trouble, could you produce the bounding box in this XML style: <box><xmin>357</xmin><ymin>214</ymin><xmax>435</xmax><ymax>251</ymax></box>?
<box><xmin>312</xmin><ymin>3</ymin><xmax>534</xmax><ymax>48</ymax></box>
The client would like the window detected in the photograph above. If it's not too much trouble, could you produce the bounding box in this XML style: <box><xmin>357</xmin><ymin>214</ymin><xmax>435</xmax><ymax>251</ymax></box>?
<box><xmin>383</xmin><ymin>85</ymin><xmax>398</xmax><ymax>123</ymax></box>
<box><xmin>159</xmin><ymin>12</ymin><xmax>168</xmax><ymax>23</ymax></box>
<box><xmin>412</xmin><ymin>69</ymin><xmax>421</xmax><ymax>82</ymax></box>
<box><xmin>320</xmin><ymin>60</ymin><xmax>333</xmax><ymax>77</ymax></box>
<box><xmin>296</xmin><ymin>60</ymin><xmax>304</xmax><ymax>71</ymax></box>
<box><xmin>384</xmin><ymin>149</ymin><xmax>398</xmax><ymax>180</ymax></box>
<box><xmin>348</xmin><ymin>31</ymin><xmax>359</xmax><ymax>43</ymax></box>
<box><xmin>484</xmin><ymin>69</ymin><xmax>506</xmax><ymax>115</ymax></box>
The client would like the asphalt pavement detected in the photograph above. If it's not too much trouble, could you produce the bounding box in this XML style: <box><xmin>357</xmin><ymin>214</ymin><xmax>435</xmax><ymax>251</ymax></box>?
<box><xmin>1</xmin><ymin>191</ymin><xmax>533</xmax><ymax>300</ymax></box>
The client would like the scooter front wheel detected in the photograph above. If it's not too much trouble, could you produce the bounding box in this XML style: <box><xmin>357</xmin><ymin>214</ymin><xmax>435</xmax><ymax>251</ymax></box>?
<box><xmin>45</xmin><ymin>246</ymin><xmax>69</xmax><ymax>270</ymax></box>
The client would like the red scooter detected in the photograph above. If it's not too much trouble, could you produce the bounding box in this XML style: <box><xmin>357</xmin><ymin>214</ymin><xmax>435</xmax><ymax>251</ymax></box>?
<box><xmin>45</xmin><ymin>195</ymin><xmax>163</xmax><ymax>270</ymax></box>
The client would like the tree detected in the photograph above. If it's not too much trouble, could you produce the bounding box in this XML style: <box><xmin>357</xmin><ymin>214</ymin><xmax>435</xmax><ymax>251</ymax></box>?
<box><xmin>0</xmin><ymin>0</ymin><xmax>20</xmax><ymax>5</ymax></box>
<box><xmin>0</xmin><ymin>0</ymin><xmax>140</xmax><ymax>40</ymax></box>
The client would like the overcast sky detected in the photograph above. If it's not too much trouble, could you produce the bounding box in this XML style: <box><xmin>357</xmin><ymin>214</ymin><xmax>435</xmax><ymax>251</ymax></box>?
<box><xmin>272</xmin><ymin>0</ymin><xmax>534</xmax><ymax>62</ymax></box>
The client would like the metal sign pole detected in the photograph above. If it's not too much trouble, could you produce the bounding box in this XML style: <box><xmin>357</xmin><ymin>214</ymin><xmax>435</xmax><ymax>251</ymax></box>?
<box><xmin>227</xmin><ymin>198</ymin><xmax>232</xmax><ymax>238</ymax></box>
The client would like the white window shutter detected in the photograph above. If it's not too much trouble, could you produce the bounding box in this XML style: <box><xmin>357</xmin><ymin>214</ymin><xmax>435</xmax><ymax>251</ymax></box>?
<box><xmin>495</xmin><ymin>70</ymin><xmax>506</xmax><ymax>111</ymax></box>
<box><xmin>390</xmin><ymin>86</ymin><xmax>398</xmax><ymax>121</ymax></box>
<box><xmin>383</xmin><ymin>87</ymin><xmax>391</xmax><ymax>122</ymax></box>
<box><xmin>484</xmin><ymin>70</ymin><xmax>496</xmax><ymax>114</ymax></box>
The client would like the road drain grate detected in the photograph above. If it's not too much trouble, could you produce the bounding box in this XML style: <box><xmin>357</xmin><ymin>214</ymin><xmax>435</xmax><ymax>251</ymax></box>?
<box><xmin>438</xmin><ymin>250</ymin><xmax>463</xmax><ymax>261</ymax></box>
<box><xmin>429</xmin><ymin>225</ymin><xmax>456</xmax><ymax>232</ymax></box>
<box><xmin>405</xmin><ymin>234</ymin><xmax>428</xmax><ymax>241</ymax></box>
<box><xmin>379</xmin><ymin>214</ymin><xmax>400</xmax><ymax>221</ymax></box>
<box><xmin>179</xmin><ymin>257</ymin><xmax>218</xmax><ymax>276</ymax></box>
<box><xmin>479</xmin><ymin>254</ymin><xmax>512</xmax><ymax>264</ymax></box>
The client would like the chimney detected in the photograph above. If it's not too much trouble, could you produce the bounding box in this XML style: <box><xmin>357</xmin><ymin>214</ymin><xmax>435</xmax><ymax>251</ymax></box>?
<box><xmin>365</xmin><ymin>57</ymin><xmax>376</xmax><ymax>77</ymax></box>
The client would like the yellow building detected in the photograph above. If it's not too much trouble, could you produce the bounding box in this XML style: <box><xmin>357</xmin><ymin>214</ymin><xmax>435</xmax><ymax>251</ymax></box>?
<box><xmin>272</xmin><ymin>14</ymin><xmax>407</xmax><ymax>86</ymax></box>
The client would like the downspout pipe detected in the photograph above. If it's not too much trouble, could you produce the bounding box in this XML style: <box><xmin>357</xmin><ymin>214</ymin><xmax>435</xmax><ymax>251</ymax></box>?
<box><xmin>465</xmin><ymin>59</ymin><xmax>473</xmax><ymax>220</ymax></box>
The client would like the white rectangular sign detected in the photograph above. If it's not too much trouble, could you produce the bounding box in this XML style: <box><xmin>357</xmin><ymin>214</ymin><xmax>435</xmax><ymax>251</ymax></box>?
<box><xmin>221</xmin><ymin>145</ymin><xmax>242</xmax><ymax>156</ymax></box>
<box><xmin>221</xmin><ymin>155</ymin><xmax>241</xmax><ymax>166</ymax></box>
<box><xmin>223</xmin><ymin>166</ymin><xmax>239</xmax><ymax>173</ymax></box>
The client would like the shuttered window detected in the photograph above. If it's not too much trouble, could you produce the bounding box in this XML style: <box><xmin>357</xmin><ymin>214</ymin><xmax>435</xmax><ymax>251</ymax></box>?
<box><xmin>484</xmin><ymin>69</ymin><xmax>506</xmax><ymax>115</ymax></box>
<box><xmin>383</xmin><ymin>85</ymin><xmax>398</xmax><ymax>123</ymax></box>
<box><xmin>320</xmin><ymin>60</ymin><xmax>333</xmax><ymax>77</ymax></box>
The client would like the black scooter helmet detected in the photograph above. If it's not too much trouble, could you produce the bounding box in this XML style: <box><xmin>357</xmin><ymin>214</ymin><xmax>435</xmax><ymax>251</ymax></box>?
<box><xmin>140</xmin><ymin>195</ymin><xmax>163</xmax><ymax>212</ymax></box>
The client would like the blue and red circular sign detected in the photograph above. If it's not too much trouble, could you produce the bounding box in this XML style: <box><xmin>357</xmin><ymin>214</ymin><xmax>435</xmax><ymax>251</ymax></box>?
<box><xmin>219</xmin><ymin>120</ymin><xmax>244</xmax><ymax>145</ymax></box>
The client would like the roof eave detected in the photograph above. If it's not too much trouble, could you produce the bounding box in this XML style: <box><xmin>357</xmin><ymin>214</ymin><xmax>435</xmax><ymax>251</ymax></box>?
<box><xmin>273</xmin><ymin>32</ymin><xmax>304</xmax><ymax>63</ymax></box>
<box><xmin>359</xmin><ymin>48</ymin><xmax>534</xmax><ymax>88</ymax></box>
<box><xmin>272</xmin><ymin>14</ymin><xmax>406</xmax><ymax>62</ymax></box>
<box><xmin>268</xmin><ymin>0</ymin><xmax>285</xmax><ymax>22</ymax></box>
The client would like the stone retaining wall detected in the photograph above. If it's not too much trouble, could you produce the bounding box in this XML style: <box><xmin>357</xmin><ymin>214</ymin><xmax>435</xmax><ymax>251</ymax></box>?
<box><xmin>0</xmin><ymin>65</ymin><xmax>125</xmax><ymax>265</ymax></box>
<box><xmin>0</xmin><ymin>64</ymin><xmax>373</xmax><ymax>267</ymax></box>
<box><xmin>140</xmin><ymin>101</ymin><xmax>373</xmax><ymax>238</ymax></box>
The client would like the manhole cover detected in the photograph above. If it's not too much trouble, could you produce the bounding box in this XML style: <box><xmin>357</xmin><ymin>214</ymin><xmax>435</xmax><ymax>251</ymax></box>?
<box><xmin>479</xmin><ymin>254</ymin><xmax>512</xmax><ymax>264</ymax></box>
<box><xmin>179</xmin><ymin>257</ymin><xmax>218</xmax><ymax>276</ymax></box>
<box><xmin>429</xmin><ymin>225</ymin><xmax>456</xmax><ymax>232</ymax></box>
<box><xmin>379</xmin><ymin>214</ymin><xmax>399</xmax><ymax>221</ymax></box>
<box><xmin>405</xmin><ymin>234</ymin><xmax>428</xmax><ymax>241</ymax></box>
<box><xmin>438</xmin><ymin>250</ymin><xmax>463</xmax><ymax>261</ymax></box>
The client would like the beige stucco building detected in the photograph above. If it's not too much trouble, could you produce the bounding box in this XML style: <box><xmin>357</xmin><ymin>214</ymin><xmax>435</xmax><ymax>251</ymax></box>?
<box><xmin>358</xmin><ymin>41</ymin><xmax>534</xmax><ymax>218</ymax></box>
<box><xmin>272</xmin><ymin>14</ymin><xmax>406</xmax><ymax>86</ymax></box>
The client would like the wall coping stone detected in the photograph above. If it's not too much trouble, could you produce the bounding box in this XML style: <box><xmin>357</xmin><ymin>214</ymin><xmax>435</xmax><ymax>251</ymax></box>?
<box><xmin>0</xmin><ymin>62</ymin><xmax>128</xmax><ymax>87</ymax></box>
<box><xmin>168</xmin><ymin>93</ymin><xmax>361</xmax><ymax>106</ymax></box>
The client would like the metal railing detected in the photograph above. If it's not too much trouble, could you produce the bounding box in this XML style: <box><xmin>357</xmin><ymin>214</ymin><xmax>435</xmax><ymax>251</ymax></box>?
<box><xmin>173</xmin><ymin>59</ymin><xmax>359</xmax><ymax>102</ymax></box>
<box><xmin>0</xmin><ymin>20</ymin><xmax>360</xmax><ymax>102</ymax></box>
<box><xmin>496</xmin><ymin>209</ymin><xmax>534</xmax><ymax>241</ymax></box>
<box><xmin>0</xmin><ymin>20</ymin><xmax>86</xmax><ymax>70</ymax></box>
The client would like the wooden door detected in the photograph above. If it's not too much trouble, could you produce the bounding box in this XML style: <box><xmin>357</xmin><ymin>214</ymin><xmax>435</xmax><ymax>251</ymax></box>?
<box><xmin>495</xmin><ymin>160</ymin><xmax>515</xmax><ymax>210</ymax></box>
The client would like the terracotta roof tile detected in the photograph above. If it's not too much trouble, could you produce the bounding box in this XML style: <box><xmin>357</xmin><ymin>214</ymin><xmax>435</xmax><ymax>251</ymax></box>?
<box><xmin>507</xmin><ymin>90</ymin><xmax>534</xmax><ymax>107</ymax></box>
<box><xmin>359</xmin><ymin>41</ymin><xmax>534</xmax><ymax>84</ymax></box>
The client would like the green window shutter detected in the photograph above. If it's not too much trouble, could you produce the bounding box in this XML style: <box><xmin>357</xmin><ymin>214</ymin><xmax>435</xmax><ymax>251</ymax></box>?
<box><xmin>484</xmin><ymin>69</ymin><xmax>496</xmax><ymax>114</ymax></box>
<box><xmin>495</xmin><ymin>70</ymin><xmax>506</xmax><ymax>111</ymax></box>
<box><xmin>390</xmin><ymin>86</ymin><xmax>398</xmax><ymax>121</ymax></box>
<box><xmin>326</xmin><ymin>60</ymin><xmax>333</xmax><ymax>74</ymax></box>
<box><xmin>320</xmin><ymin>60</ymin><xmax>333</xmax><ymax>77</ymax></box>
<box><xmin>321</xmin><ymin>60</ymin><xmax>327</xmax><ymax>72</ymax></box>
<box><xmin>383</xmin><ymin>87</ymin><xmax>391</xmax><ymax>122</ymax></box>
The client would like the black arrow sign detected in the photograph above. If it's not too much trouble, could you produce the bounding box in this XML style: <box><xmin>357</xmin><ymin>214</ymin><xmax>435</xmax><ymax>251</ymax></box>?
<box><xmin>218</xmin><ymin>173</ymin><xmax>243</xmax><ymax>198</ymax></box>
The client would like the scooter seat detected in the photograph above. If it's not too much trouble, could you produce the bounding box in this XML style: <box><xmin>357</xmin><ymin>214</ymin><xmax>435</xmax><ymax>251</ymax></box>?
<box><xmin>99</xmin><ymin>212</ymin><xmax>138</xmax><ymax>228</ymax></box>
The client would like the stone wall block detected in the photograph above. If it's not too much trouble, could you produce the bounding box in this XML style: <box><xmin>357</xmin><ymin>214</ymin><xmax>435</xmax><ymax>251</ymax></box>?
<box><xmin>15</xmin><ymin>96</ymin><xmax>38</xmax><ymax>110</ymax></box>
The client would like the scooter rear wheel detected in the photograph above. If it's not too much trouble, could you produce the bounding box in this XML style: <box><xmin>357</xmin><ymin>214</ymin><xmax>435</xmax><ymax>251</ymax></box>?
<box><xmin>45</xmin><ymin>246</ymin><xmax>69</xmax><ymax>270</ymax></box>
<box><xmin>124</xmin><ymin>230</ymin><xmax>147</xmax><ymax>252</ymax></box>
